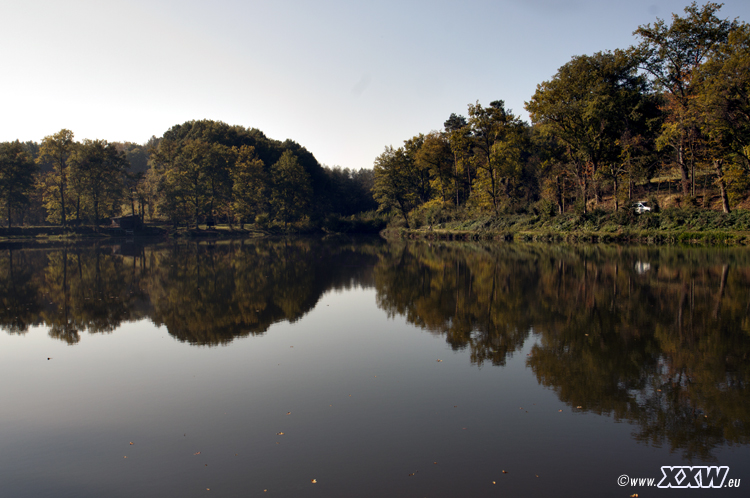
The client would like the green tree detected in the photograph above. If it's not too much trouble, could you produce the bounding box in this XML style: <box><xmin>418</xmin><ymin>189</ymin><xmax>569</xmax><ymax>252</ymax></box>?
<box><xmin>634</xmin><ymin>1</ymin><xmax>735</xmax><ymax>197</ymax></box>
<box><xmin>270</xmin><ymin>150</ymin><xmax>311</xmax><ymax>226</ymax></box>
<box><xmin>526</xmin><ymin>50</ymin><xmax>653</xmax><ymax>213</ymax></box>
<box><xmin>467</xmin><ymin>100</ymin><xmax>520</xmax><ymax>212</ymax></box>
<box><xmin>415</xmin><ymin>132</ymin><xmax>455</xmax><ymax>204</ymax></box>
<box><xmin>232</xmin><ymin>145</ymin><xmax>267</xmax><ymax>227</ymax></box>
<box><xmin>694</xmin><ymin>22</ymin><xmax>750</xmax><ymax>212</ymax></box>
<box><xmin>69</xmin><ymin>140</ymin><xmax>127</xmax><ymax>227</ymax></box>
<box><xmin>373</xmin><ymin>146</ymin><xmax>419</xmax><ymax>228</ymax></box>
<box><xmin>172</xmin><ymin>139</ymin><xmax>212</xmax><ymax>228</ymax></box>
<box><xmin>37</xmin><ymin>129</ymin><xmax>75</xmax><ymax>226</ymax></box>
<box><xmin>0</xmin><ymin>142</ymin><xmax>38</xmax><ymax>228</ymax></box>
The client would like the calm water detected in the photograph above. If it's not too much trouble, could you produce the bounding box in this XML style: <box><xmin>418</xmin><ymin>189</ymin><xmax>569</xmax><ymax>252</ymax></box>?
<box><xmin>1</xmin><ymin>238</ymin><xmax>748</xmax><ymax>497</ymax></box>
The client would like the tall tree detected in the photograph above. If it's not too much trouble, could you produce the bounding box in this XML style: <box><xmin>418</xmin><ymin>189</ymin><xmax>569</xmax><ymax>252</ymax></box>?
<box><xmin>270</xmin><ymin>150</ymin><xmax>311</xmax><ymax>226</ymax></box>
<box><xmin>634</xmin><ymin>1</ymin><xmax>735</xmax><ymax>196</ymax></box>
<box><xmin>69</xmin><ymin>140</ymin><xmax>127</xmax><ymax>227</ymax></box>
<box><xmin>695</xmin><ymin>22</ymin><xmax>750</xmax><ymax>212</ymax></box>
<box><xmin>415</xmin><ymin>132</ymin><xmax>455</xmax><ymax>204</ymax></box>
<box><xmin>0</xmin><ymin>142</ymin><xmax>38</xmax><ymax>228</ymax></box>
<box><xmin>526</xmin><ymin>50</ymin><xmax>653</xmax><ymax>213</ymax></box>
<box><xmin>467</xmin><ymin>100</ymin><xmax>523</xmax><ymax>212</ymax></box>
<box><xmin>373</xmin><ymin>146</ymin><xmax>419</xmax><ymax>228</ymax></box>
<box><xmin>37</xmin><ymin>129</ymin><xmax>74</xmax><ymax>226</ymax></box>
<box><xmin>231</xmin><ymin>145</ymin><xmax>267</xmax><ymax>227</ymax></box>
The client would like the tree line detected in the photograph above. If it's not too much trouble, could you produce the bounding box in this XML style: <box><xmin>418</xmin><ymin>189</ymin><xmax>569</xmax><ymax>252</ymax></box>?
<box><xmin>0</xmin><ymin>120</ymin><xmax>377</xmax><ymax>230</ymax></box>
<box><xmin>373</xmin><ymin>2</ymin><xmax>750</xmax><ymax>227</ymax></box>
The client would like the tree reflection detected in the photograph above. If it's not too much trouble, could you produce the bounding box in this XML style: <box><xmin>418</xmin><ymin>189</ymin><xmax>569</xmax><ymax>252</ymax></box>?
<box><xmin>2</xmin><ymin>238</ymin><xmax>748</xmax><ymax>458</ymax></box>
<box><xmin>372</xmin><ymin>242</ymin><xmax>750</xmax><ymax>459</ymax></box>
<box><xmin>0</xmin><ymin>237</ymin><xmax>381</xmax><ymax>345</ymax></box>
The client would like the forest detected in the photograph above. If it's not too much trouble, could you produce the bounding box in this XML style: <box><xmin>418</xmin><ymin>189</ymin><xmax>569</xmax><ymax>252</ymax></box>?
<box><xmin>0</xmin><ymin>122</ymin><xmax>378</xmax><ymax>232</ymax></box>
<box><xmin>373</xmin><ymin>2</ymin><xmax>750</xmax><ymax>230</ymax></box>
<box><xmin>0</xmin><ymin>2</ymin><xmax>747</xmax><ymax>235</ymax></box>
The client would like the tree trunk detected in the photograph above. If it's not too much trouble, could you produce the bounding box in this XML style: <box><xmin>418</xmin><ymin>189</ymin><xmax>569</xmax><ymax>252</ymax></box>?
<box><xmin>613</xmin><ymin>176</ymin><xmax>619</xmax><ymax>212</ymax></box>
<box><xmin>580</xmin><ymin>177</ymin><xmax>588</xmax><ymax>214</ymax></box>
<box><xmin>715</xmin><ymin>160</ymin><xmax>731</xmax><ymax>213</ymax></box>
<box><xmin>678</xmin><ymin>143</ymin><xmax>690</xmax><ymax>196</ymax></box>
<box><xmin>59</xmin><ymin>172</ymin><xmax>67</xmax><ymax>227</ymax></box>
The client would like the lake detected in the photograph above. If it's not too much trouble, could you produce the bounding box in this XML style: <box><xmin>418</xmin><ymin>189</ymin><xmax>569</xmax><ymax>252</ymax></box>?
<box><xmin>0</xmin><ymin>237</ymin><xmax>748</xmax><ymax>497</ymax></box>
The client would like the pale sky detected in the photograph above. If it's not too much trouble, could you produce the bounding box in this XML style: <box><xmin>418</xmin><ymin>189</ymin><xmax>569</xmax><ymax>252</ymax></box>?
<box><xmin>2</xmin><ymin>0</ymin><xmax>749</xmax><ymax>170</ymax></box>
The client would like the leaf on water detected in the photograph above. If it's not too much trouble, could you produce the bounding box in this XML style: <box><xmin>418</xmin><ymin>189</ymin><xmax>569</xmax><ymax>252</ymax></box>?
<box><xmin>492</xmin><ymin>481</ymin><xmax>496</xmax><ymax>484</ymax></box>
<box><xmin>576</xmin><ymin>406</ymin><xmax>582</xmax><ymax>409</ymax></box>
<box><xmin>436</xmin><ymin>359</ymin><xmax>442</xmax><ymax>362</ymax></box>
<box><xmin>286</xmin><ymin>412</ymin><xmax>291</xmax><ymax>415</ymax></box>
<box><xmin>311</xmin><ymin>479</ymin><xmax>317</xmax><ymax>483</ymax></box>
<box><xmin>558</xmin><ymin>409</ymin><xmax>563</xmax><ymax>412</ymax></box>
<box><xmin>129</xmin><ymin>442</ymin><xmax>134</xmax><ymax>445</ymax></box>
<box><xmin>502</xmin><ymin>470</ymin><xmax>508</xmax><ymax>474</ymax></box>
<box><xmin>276</xmin><ymin>432</ymin><xmax>284</xmax><ymax>435</ymax></box>
<box><xmin>194</xmin><ymin>452</ymin><xmax>201</xmax><ymax>455</ymax></box>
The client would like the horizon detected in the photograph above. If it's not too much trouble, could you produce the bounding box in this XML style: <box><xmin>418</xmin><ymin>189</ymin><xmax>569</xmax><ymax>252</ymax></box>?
<box><xmin>3</xmin><ymin>0</ymin><xmax>750</xmax><ymax>170</ymax></box>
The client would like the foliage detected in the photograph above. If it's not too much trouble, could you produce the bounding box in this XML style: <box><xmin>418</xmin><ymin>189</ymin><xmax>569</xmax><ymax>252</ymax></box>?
<box><xmin>0</xmin><ymin>141</ymin><xmax>38</xmax><ymax>228</ymax></box>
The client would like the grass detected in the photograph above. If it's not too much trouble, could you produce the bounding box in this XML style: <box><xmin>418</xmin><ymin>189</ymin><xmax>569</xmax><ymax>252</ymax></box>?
<box><xmin>384</xmin><ymin>208</ymin><xmax>750</xmax><ymax>245</ymax></box>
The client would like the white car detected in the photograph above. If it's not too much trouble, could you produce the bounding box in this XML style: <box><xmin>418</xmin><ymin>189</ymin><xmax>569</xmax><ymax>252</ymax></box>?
<box><xmin>633</xmin><ymin>202</ymin><xmax>652</xmax><ymax>214</ymax></box>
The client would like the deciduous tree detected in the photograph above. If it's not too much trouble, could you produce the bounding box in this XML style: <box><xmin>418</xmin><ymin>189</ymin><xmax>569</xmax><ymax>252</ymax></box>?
<box><xmin>0</xmin><ymin>141</ymin><xmax>38</xmax><ymax>228</ymax></box>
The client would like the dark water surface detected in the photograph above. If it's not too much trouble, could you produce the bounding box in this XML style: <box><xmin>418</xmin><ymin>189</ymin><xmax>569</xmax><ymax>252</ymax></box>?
<box><xmin>1</xmin><ymin>238</ymin><xmax>748</xmax><ymax>497</ymax></box>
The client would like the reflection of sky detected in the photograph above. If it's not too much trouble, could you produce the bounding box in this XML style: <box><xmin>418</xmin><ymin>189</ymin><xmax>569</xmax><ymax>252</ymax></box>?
<box><xmin>3</xmin><ymin>286</ymin><xmax>749</xmax><ymax>496</ymax></box>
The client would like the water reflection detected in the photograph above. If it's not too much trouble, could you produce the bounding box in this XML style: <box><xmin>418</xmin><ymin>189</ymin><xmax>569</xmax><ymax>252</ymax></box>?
<box><xmin>374</xmin><ymin>242</ymin><xmax>750</xmax><ymax>460</ymax></box>
<box><xmin>0</xmin><ymin>238</ymin><xmax>381</xmax><ymax>345</ymax></box>
<box><xmin>2</xmin><ymin>239</ymin><xmax>749</xmax><ymax>459</ymax></box>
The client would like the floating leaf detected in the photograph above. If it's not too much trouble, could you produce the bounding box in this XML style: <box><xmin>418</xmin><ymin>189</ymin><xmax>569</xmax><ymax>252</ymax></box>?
<box><xmin>276</xmin><ymin>432</ymin><xmax>284</xmax><ymax>436</ymax></box>
<box><xmin>311</xmin><ymin>479</ymin><xmax>317</xmax><ymax>483</ymax></box>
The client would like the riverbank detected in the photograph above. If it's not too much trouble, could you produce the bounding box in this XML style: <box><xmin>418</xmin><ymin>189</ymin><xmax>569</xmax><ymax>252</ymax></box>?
<box><xmin>381</xmin><ymin>208</ymin><xmax>750</xmax><ymax>245</ymax></box>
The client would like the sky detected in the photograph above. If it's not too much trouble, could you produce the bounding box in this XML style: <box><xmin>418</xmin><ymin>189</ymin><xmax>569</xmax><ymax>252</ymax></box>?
<box><xmin>3</xmin><ymin>0</ymin><xmax>750</xmax><ymax>171</ymax></box>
